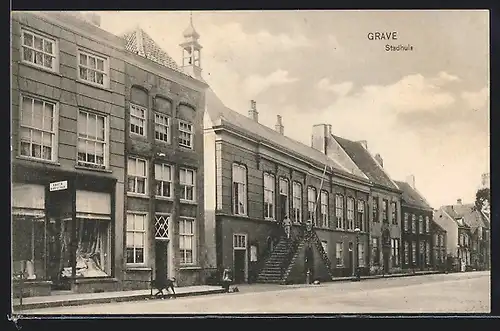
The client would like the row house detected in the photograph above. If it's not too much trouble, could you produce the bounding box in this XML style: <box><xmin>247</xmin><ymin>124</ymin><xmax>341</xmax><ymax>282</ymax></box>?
<box><xmin>333</xmin><ymin>137</ymin><xmax>403</xmax><ymax>274</ymax></box>
<box><xmin>11</xmin><ymin>11</ymin><xmax>127</xmax><ymax>295</ymax></box>
<box><xmin>431</xmin><ymin>220</ymin><xmax>447</xmax><ymax>269</ymax></box>
<box><xmin>204</xmin><ymin>95</ymin><xmax>374</xmax><ymax>284</ymax></box>
<box><xmin>395</xmin><ymin>176</ymin><xmax>434</xmax><ymax>270</ymax></box>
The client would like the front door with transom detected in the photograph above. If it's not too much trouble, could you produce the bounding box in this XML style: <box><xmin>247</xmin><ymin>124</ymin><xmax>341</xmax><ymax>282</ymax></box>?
<box><xmin>155</xmin><ymin>214</ymin><xmax>171</xmax><ymax>282</ymax></box>
<box><xmin>233</xmin><ymin>234</ymin><xmax>247</xmax><ymax>284</ymax></box>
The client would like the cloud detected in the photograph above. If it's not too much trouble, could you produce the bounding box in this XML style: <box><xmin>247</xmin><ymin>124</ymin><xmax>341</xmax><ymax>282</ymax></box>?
<box><xmin>317</xmin><ymin>79</ymin><xmax>353</xmax><ymax>96</ymax></box>
<box><xmin>437</xmin><ymin>71</ymin><xmax>461</xmax><ymax>82</ymax></box>
<box><xmin>461</xmin><ymin>87</ymin><xmax>489</xmax><ymax>110</ymax></box>
<box><xmin>242</xmin><ymin>69</ymin><xmax>299</xmax><ymax>97</ymax></box>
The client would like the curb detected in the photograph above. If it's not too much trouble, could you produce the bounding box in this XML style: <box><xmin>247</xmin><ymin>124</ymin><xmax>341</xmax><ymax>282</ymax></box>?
<box><xmin>330</xmin><ymin>271</ymin><xmax>442</xmax><ymax>282</ymax></box>
<box><xmin>13</xmin><ymin>288</ymin><xmax>227</xmax><ymax>311</ymax></box>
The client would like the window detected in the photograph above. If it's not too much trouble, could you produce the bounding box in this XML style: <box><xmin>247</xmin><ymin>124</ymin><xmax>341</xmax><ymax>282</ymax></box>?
<box><xmin>358</xmin><ymin>242</ymin><xmax>365</xmax><ymax>267</ymax></box>
<box><xmin>434</xmin><ymin>234</ymin><xmax>439</xmax><ymax>246</ymax></box>
<box><xmin>233</xmin><ymin>234</ymin><xmax>247</xmax><ymax>249</ymax></box>
<box><xmin>264</xmin><ymin>173</ymin><xmax>275</xmax><ymax>220</ymax></box>
<box><xmin>425</xmin><ymin>216</ymin><xmax>430</xmax><ymax>233</ymax></box>
<box><xmin>412</xmin><ymin>241</ymin><xmax>417</xmax><ymax>263</ymax></box>
<box><xmin>78</xmin><ymin>50</ymin><xmax>108</xmax><ymax>87</ymax></box>
<box><xmin>77</xmin><ymin>110</ymin><xmax>107</xmax><ymax>169</ymax></box>
<box><xmin>404</xmin><ymin>241</ymin><xmax>410</xmax><ymax>264</ymax></box>
<box><xmin>180</xmin><ymin>168</ymin><xmax>196</xmax><ymax>202</ymax></box>
<box><xmin>372</xmin><ymin>237</ymin><xmax>380</xmax><ymax>266</ymax></box>
<box><xmin>420</xmin><ymin>241</ymin><xmax>425</xmax><ymax>264</ymax></box>
<box><xmin>179</xmin><ymin>218</ymin><xmax>195</xmax><ymax>264</ymax></box>
<box><xmin>426</xmin><ymin>241</ymin><xmax>430</xmax><ymax>265</ymax></box>
<box><xmin>347</xmin><ymin>197</ymin><xmax>355</xmax><ymax>230</ymax></box>
<box><xmin>382</xmin><ymin>199</ymin><xmax>388</xmax><ymax>223</ymax></box>
<box><xmin>292</xmin><ymin>182</ymin><xmax>302</xmax><ymax>223</ymax></box>
<box><xmin>126</xmin><ymin>213</ymin><xmax>146</xmax><ymax>264</ymax></box>
<box><xmin>12</xmin><ymin>215</ymin><xmax>46</xmax><ymax>281</ymax></box>
<box><xmin>179</xmin><ymin>120</ymin><xmax>194</xmax><ymax>149</ymax></box>
<box><xmin>336</xmin><ymin>242</ymin><xmax>344</xmax><ymax>266</ymax></box>
<box><xmin>75</xmin><ymin>218</ymin><xmax>111</xmax><ymax>277</ymax></box>
<box><xmin>357</xmin><ymin>200</ymin><xmax>365</xmax><ymax>231</ymax></box>
<box><xmin>320</xmin><ymin>191</ymin><xmax>328</xmax><ymax>228</ymax></box>
<box><xmin>419</xmin><ymin>215</ymin><xmax>424</xmax><ymax>234</ymax></box>
<box><xmin>154</xmin><ymin>113</ymin><xmax>170</xmax><ymax>143</ymax></box>
<box><xmin>127</xmin><ymin>157</ymin><xmax>147</xmax><ymax>195</ymax></box>
<box><xmin>307</xmin><ymin>187</ymin><xmax>317</xmax><ymax>225</ymax></box>
<box><xmin>335</xmin><ymin>194</ymin><xmax>345</xmax><ymax>229</ymax></box>
<box><xmin>279</xmin><ymin>178</ymin><xmax>289</xmax><ymax>220</ymax></box>
<box><xmin>391</xmin><ymin>201</ymin><xmax>397</xmax><ymax>225</ymax></box>
<box><xmin>372</xmin><ymin>197</ymin><xmax>379</xmax><ymax>222</ymax></box>
<box><xmin>404</xmin><ymin>213</ymin><xmax>409</xmax><ymax>232</ymax></box>
<box><xmin>21</xmin><ymin>29</ymin><xmax>57</xmax><ymax>72</ymax></box>
<box><xmin>412</xmin><ymin>214</ymin><xmax>417</xmax><ymax>234</ymax></box>
<box><xmin>155</xmin><ymin>163</ymin><xmax>173</xmax><ymax>198</ymax></box>
<box><xmin>155</xmin><ymin>214</ymin><xmax>170</xmax><ymax>239</ymax></box>
<box><xmin>232</xmin><ymin>164</ymin><xmax>247</xmax><ymax>215</ymax></box>
<box><xmin>391</xmin><ymin>238</ymin><xmax>400</xmax><ymax>266</ymax></box>
<box><xmin>19</xmin><ymin>95</ymin><xmax>57</xmax><ymax>161</ymax></box>
<box><xmin>130</xmin><ymin>103</ymin><xmax>147</xmax><ymax>136</ymax></box>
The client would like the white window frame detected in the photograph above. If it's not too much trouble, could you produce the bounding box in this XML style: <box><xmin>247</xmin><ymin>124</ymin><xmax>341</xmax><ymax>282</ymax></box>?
<box><xmin>347</xmin><ymin>197</ymin><xmax>355</xmax><ymax>230</ymax></box>
<box><xmin>358</xmin><ymin>242</ymin><xmax>365</xmax><ymax>267</ymax></box>
<box><xmin>357</xmin><ymin>200</ymin><xmax>365</xmax><ymax>232</ymax></box>
<box><xmin>412</xmin><ymin>241</ymin><xmax>417</xmax><ymax>263</ymax></box>
<box><xmin>426</xmin><ymin>241</ymin><xmax>430</xmax><ymax>265</ymax></box>
<box><xmin>404</xmin><ymin>241</ymin><xmax>410</xmax><ymax>265</ymax></box>
<box><xmin>126</xmin><ymin>212</ymin><xmax>147</xmax><ymax>266</ymax></box>
<box><xmin>419</xmin><ymin>215</ymin><xmax>424</xmax><ymax>234</ymax></box>
<box><xmin>127</xmin><ymin>157</ymin><xmax>148</xmax><ymax>195</ymax></box>
<box><xmin>279</xmin><ymin>178</ymin><xmax>290</xmax><ymax>219</ymax></box>
<box><xmin>307</xmin><ymin>187</ymin><xmax>317</xmax><ymax>225</ymax></box>
<box><xmin>178</xmin><ymin>120</ymin><xmax>194</xmax><ymax>149</ymax></box>
<box><xmin>391</xmin><ymin>238</ymin><xmax>400</xmax><ymax>266</ymax></box>
<box><xmin>179</xmin><ymin>217</ymin><xmax>196</xmax><ymax>265</ymax></box>
<box><xmin>372</xmin><ymin>197</ymin><xmax>379</xmax><ymax>222</ymax></box>
<box><xmin>77</xmin><ymin>109</ymin><xmax>109</xmax><ymax>169</ymax></box>
<box><xmin>77</xmin><ymin>49</ymin><xmax>110</xmax><ymax>88</ymax></box>
<box><xmin>320</xmin><ymin>191</ymin><xmax>328</xmax><ymax>228</ymax></box>
<box><xmin>180</xmin><ymin>168</ymin><xmax>196</xmax><ymax>202</ymax></box>
<box><xmin>233</xmin><ymin>233</ymin><xmax>247</xmax><ymax>250</ymax></box>
<box><xmin>335</xmin><ymin>194</ymin><xmax>344</xmax><ymax>230</ymax></box>
<box><xmin>154</xmin><ymin>112</ymin><xmax>171</xmax><ymax>143</ymax></box>
<box><xmin>21</xmin><ymin>28</ymin><xmax>59</xmax><ymax>73</ymax></box>
<box><xmin>232</xmin><ymin>164</ymin><xmax>247</xmax><ymax>216</ymax></box>
<box><xmin>412</xmin><ymin>214</ymin><xmax>417</xmax><ymax>234</ymax></box>
<box><xmin>336</xmin><ymin>242</ymin><xmax>344</xmax><ymax>266</ymax></box>
<box><xmin>425</xmin><ymin>216</ymin><xmax>430</xmax><ymax>233</ymax></box>
<box><xmin>420</xmin><ymin>241</ymin><xmax>426</xmax><ymax>264</ymax></box>
<box><xmin>292</xmin><ymin>182</ymin><xmax>302</xmax><ymax>223</ymax></box>
<box><xmin>18</xmin><ymin>94</ymin><xmax>59</xmax><ymax>162</ymax></box>
<box><xmin>130</xmin><ymin>103</ymin><xmax>147</xmax><ymax>137</ymax></box>
<box><xmin>372</xmin><ymin>237</ymin><xmax>380</xmax><ymax>266</ymax></box>
<box><xmin>404</xmin><ymin>213</ymin><xmax>409</xmax><ymax>232</ymax></box>
<box><xmin>382</xmin><ymin>199</ymin><xmax>388</xmax><ymax>223</ymax></box>
<box><xmin>391</xmin><ymin>201</ymin><xmax>397</xmax><ymax>225</ymax></box>
<box><xmin>154</xmin><ymin>213</ymin><xmax>171</xmax><ymax>240</ymax></box>
<box><xmin>155</xmin><ymin>163</ymin><xmax>173</xmax><ymax>199</ymax></box>
<box><xmin>263</xmin><ymin>173</ymin><xmax>275</xmax><ymax>220</ymax></box>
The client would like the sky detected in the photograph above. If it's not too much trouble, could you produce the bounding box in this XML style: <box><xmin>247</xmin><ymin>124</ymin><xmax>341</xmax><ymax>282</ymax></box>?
<box><xmin>95</xmin><ymin>10</ymin><xmax>489</xmax><ymax>209</ymax></box>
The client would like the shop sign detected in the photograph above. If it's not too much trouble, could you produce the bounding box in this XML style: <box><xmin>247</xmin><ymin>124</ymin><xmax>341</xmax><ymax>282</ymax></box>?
<box><xmin>50</xmin><ymin>180</ymin><xmax>68</xmax><ymax>192</ymax></box>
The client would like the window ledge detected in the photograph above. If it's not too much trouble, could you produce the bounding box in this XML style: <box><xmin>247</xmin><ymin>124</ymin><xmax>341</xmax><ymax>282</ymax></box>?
<box><xmin>18</xmin><ymin>60</ymin><xmax>62</xmax><ymax>77</ymax></box>
<box><xmin>77</xmin><ymin>79</ymin><xmax>111</xmax><ymax>92</ymax></box>
<box><xmin>155</xmin><ymin>196</ymin><xmax>174</xmax><ymax>201</ymax></box>
<box><xmin>75</xmin><ymin>165</ymin><xmax>113</xmax><ymax>173</ymax></box>
<box><xmin>127</xmin><ymin>192</ymin><xmax>149</xmax><ymax>199</ymax></box>
<box><xmin>178</xmin><ymin>145</ymin><xmax>194</xmax><ymax>151</ymax></box>
<box><xmin>126</xmin><ymin>267</ymin><xmax>152</xmax><ymax>272</ymax></box>
<box><xmin>16</xmin><ymin>156</ymin><xmax>61</xmax><ymax>166</ymax></box>
<box><xmin>180</xmin><ymin>200</ymin><xmax>197</xmax><ymax>205</ymax></box>
<box><xmin>154</xmin><ymin>139</ymin><xmax>171</xmax><ymax>145</ymax></box>
<box><xmin>180</xmin><ymin>266</ymin><xmax>201</xmax><ymax>270</ymax></box>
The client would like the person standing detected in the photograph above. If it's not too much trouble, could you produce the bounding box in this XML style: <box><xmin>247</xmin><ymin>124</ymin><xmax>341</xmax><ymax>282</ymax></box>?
<box><xmin>283</xmin><ymin>215</ymin><xmax>292</xmax><ymax>239</ymax></box>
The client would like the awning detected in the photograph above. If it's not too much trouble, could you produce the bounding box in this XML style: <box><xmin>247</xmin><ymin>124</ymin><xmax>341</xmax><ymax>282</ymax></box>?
<box><xmin>12</xmin><ymin>208</ymin><xmax>45</xmax><ymax>218</ymax></box>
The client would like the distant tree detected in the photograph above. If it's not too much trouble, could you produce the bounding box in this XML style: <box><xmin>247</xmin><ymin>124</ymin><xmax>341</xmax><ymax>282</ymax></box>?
<box><xmin>475</xmin><ymin>187</ymin><xmax>490</xmax><ymax>218</ymax></box>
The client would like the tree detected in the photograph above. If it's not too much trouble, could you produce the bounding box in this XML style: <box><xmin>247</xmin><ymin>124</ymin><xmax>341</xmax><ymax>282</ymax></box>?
<box><xmin>475</xmin><ymin>187</ymin><xmax>490</xmax><ymax>218</ymax></box>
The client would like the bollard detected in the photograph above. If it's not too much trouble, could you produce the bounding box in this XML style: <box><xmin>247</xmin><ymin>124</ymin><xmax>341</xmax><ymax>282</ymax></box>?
<box><xmin>306</xmin><ymin>270</ymin><xmax>310</xmax><ymax>284</ymax></box>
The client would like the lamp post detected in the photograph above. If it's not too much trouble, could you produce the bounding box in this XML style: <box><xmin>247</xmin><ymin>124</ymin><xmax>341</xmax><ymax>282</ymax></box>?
<box><xmin>354</xmin><ymin>227</ymin><xmax>361</xmax><ymax>281</ymax></box>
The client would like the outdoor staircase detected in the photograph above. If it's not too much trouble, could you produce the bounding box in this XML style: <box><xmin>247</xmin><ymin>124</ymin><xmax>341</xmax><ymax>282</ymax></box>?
<box><xmin>256</xmin><ymin>236</ymin><xmax>295</xmax><ymax>283</ymax></box>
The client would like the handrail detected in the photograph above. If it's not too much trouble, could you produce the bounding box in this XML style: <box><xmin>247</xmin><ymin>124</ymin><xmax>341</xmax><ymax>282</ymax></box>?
<box><xmin>307</xmin><ymin>227</ymin><xmax>335</xmax><ymax>278</ymax></box>
<box><xmin>278</xmin><ymin>224</ymin><xmax>304</xmax><ymax>279</ymax></box>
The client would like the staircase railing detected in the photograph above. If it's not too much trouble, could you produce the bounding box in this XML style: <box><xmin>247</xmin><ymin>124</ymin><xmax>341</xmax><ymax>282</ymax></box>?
<box><xmin>307</xmin><ymin>227</ymin><xmax>335</xmax><ymax>279</ymax></box>
<box><xmin>278</xmin><ymin>224</ymin><xmax>305</xmax><ymax>281</ymax></box>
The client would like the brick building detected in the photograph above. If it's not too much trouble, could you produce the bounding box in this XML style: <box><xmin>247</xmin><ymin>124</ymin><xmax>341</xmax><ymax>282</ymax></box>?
<box><xmin>395</xmin><ymin>176</ymin><xmax>434</xmax><ymax>271</ymax></box>
<box><xmin>11</xmin><ymin>12</ymin><xmax>127</xmax><ymax>295</ymax></box>
<box><xmin>431</xmin><ymin>220</ymin><xmax>447</xmax><ymax>270</ymax></box>
<box><xmin>204</xmin><ymin>95</ymin><xmax>374</xmax><ymax>284</ymax></box>
<box><xmin>333</xmin><ymin>138</ymin><xmax>403</xmax><ymax>274</ymax></box>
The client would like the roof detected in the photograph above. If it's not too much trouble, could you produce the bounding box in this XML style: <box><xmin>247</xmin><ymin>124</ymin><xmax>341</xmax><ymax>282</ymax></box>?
<box><xmin>431</xmin><ymin>219</ymin><xmax>447</xmax><ymax>233</ymax></box>
<box><xmin>395</xmin><ymin>180</ymin><xmax>432</xmax><ymax>210</ymax></box>
<box><xmin>205</xmin><ymin>88</ymin><xmax>369</xmax><ymax>182</ymax></box>
<box><xmin>333</xmin><ymin>135</ymin><xmax>399</xmax><ymax>190</ymax></box>
<box><xmin>442</xmin><ymin>203</ymin><xmax>486</xmax><ymax>233</ymax></box>
<box><xmin>123</xmin><ymin>27</ymin><xmax>183</xmax><ymax>73</ymax></box>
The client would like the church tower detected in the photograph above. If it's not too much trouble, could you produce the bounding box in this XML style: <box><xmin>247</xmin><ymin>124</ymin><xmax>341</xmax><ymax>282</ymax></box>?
<box><xmin>180</xmin><ymin>12</ymin><xmax>203</xmax><ymax>79</ymax></box>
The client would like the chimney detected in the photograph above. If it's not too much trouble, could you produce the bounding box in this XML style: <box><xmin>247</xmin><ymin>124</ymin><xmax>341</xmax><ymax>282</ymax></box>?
<box><xmin>275</xmin><ymin>115</ymin><xmax>284</xmax><ymax>135</ymax></box>
<box><xmin>457</xmin><ymin>198</ymin><xmax>462</xmax><ymax>205</ymax></box>
<box><xmin>406</xmin><ymin>174</ymin><xmax>416</xmax><ymax>189</ymax></box>
<box><xmin>357</xmin><ymin>140</ymin><xmax>368</xmax><ymax>149</ymax></box>
<box><xmin>248</xmin><ymin>100</ymin><xmax>258</xmax><ymax>122</ymax></box>
<box><xmin>311</xmin><ymin>124</ymin><xmax>332</xmax><ymax>154</ymax></box>
<box><xmin>374</xmin><ymin>153</ymin><xmax>384</xmax><ymax>168</ymax></box>
<box><xmin>84</xmin><ymin>12</ymin><xmax>101</xmax><ymax>27</ymax></box>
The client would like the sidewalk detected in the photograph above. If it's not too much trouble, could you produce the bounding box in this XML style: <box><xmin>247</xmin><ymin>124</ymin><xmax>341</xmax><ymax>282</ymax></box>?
<box><xmin>331</xmin><ymin>269</ymin><xmax>442</xmax><ymax>282</ymax></box>
<box><xmin>13</xmin><ymin>285</ymin><xmax>226</xmax><ymax>312</ymax></box>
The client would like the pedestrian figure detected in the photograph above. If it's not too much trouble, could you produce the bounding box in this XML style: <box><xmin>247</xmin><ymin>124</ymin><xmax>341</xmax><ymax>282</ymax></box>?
<box><xmin>283</xmin><ymin>215</ymin><xmax>292</xmax><ymax>239</ymax></box>
<box><xmin>221</xmin><ymin>267</ymin><xmax>232</xmax><ymax>293</ymax></box>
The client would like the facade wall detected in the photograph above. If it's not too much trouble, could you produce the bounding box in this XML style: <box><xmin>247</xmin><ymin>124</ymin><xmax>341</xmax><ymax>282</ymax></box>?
<box><xmin>434</xmin><ymin>208</ymin><xmax>459</xmax><ymax>257</ymax></box>
<box><xmin>401</xmin><ymin>205</ymin><xmax>433</xmax><ymax>270</ymax></box>
<box><xmin>11</xmin><ymin>12</ymin><xmax>126</xmax><ymax>293</ymax></box>
<box><xmin>123</xmin><ymin>59</ymin><xmax>206</xmax><ymax>288</ymax></box>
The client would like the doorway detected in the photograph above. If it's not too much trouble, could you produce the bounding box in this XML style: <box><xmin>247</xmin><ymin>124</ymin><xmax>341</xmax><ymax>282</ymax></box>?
<box><xmin>383</xmin><ymin>248</ymin><xmax>390</xmax><ymax>273</ymax></box>
<box><xmin>155</xmin><ymin>239</ymin><xmax>169</xmax><ymax>282</ymax></box>
<box><xmin>233</xmin><ymin>234</ymin><xmax>247</xmax><ymax>284</ymax></box>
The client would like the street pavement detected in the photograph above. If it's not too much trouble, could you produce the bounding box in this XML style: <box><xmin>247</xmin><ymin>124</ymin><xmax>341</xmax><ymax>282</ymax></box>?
<box><xmin>19</xmin><ymin>271</ymin><xmax>490</xmax><ymax>314</ymax></box>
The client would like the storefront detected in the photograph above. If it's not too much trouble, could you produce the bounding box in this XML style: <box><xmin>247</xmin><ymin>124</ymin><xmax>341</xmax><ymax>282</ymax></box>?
<box><xmin>12</xmin><ymin>166</ymin><xmax>117</xmax><ymax>296</ymax></box>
